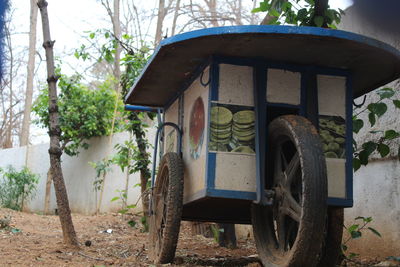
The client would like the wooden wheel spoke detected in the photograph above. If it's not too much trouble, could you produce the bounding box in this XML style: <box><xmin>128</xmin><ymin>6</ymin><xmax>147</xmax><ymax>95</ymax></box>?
<box><xmin>284</xmin><ymin>152</ymin><xmax>300</xmax><ymax>187</ymax></box>
<box><xmin>276</xmin><ymin>214</ymin><xmax>286</xmax><ymax>251</ymax></box>
<box><xmin>283</xmin><ymin>192</ymin><xmax>301</xmax><ymax>222</ymax></box>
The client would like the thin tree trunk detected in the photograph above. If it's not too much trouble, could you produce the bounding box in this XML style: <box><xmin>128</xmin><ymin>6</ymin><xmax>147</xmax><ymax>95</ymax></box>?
<box><xmin>43</xmin><ymin>168</ymin><xmax>52</xmax><ymax>214</ymax></box>
<box><xmin>236</xmin><ymin>0</ymin><xmax>242</xmax><ymax>25</ymax></box>
<box><xmin>123</xmin><ymin>132</ymin><xmax>132</xmax><ymax>210</ymax></box>
<box><xmin>37</xmin><ymin>0</ymin><xmax>78</xmax><ymax>247</ymax></box>
<box><xmin>113</xmin><ymin>0</ymin><xmax>121</xmax><ymax>91</ymax></box>
<box><xmin>205</xmin><ymin>0</ymin><xmax>219</xmax><ymax>27</ymax></box>
<box><xmin>4</xmin><ymin>23</ymin><xmax>13</xmax><ymax>148</ymax></box>
<box><xmin>155</xmin><ymin>0</ymin><xmax>166</xmax><ymax>46</ymax></box>
<box><xmin>20</xmin><ymin>0</ymin><xmax>38</xmax><ymax>147</ymax></box>
<box><xmin>171</xmin><ymin>0</ymin><xmax>181</xmax><ymax>36</ymax></box>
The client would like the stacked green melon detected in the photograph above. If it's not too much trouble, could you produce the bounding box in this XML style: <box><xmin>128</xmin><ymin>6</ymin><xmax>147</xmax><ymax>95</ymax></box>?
<box><xmin>230</xmin><ymin>110</ymin><xmax>255</xmax><ymax>153</ymax></box>
<box><xmin>210</xmin><ymin>106</ymin><xmax>233</xmax><ymax>151</ymax></box>
<box><xmin>319</xmin><ymin>118</ymin><xmax>346</xmax><ymax>159</ymax></box>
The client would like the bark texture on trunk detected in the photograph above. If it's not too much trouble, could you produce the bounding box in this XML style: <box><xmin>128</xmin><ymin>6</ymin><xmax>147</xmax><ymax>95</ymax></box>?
<box><xmin>20</xmin><ymin>0</ymin><xmax>38</xmax><ymax>147</ymax></box>
<box><xmin>43</xmin><ymin>168</ymin><xmax>52</xmax><ymax>214</ymax></box>
<box><xmin>155</xmin><ymin>0</ymin><xmax>166</xmax><ymax>46</ymax></box>
<box><xmin>38</xmin><ymin>0</ymin><xmax>78</xmax><ymax>247</ymax></box>
<box><xmin>112</xmin><ymin>0</ymin><xmax>121</xmax><ymax>91</ymax></box>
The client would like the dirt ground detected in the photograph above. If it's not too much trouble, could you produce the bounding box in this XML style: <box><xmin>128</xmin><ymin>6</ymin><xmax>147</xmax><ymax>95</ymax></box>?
<box><xmin>0</xmin><ymin>208</ymin><xmax>258</xmax><ymax>267</ymax></box>
<box><xmin>1</xmin><ymin>208</ymin><xmax>397</xmax><ymax>267</ymax></box>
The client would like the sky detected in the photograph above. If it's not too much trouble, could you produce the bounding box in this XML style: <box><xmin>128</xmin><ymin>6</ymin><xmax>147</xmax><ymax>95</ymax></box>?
<box><xmin>8</xmin><ymin>0</ymin><xmax>353</xmax><ymax>144</ymax></box>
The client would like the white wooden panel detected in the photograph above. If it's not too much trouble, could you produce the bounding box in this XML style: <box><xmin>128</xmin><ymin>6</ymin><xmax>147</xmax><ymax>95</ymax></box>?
<box><xmin>219</xmin><ymin>64</ymin><xmax>254</xmax><ymax>106</ymax></box>
<box><xmin>327</xmin><ymin>158</ymin><xmax>346</xmax><ymax>198</ymax></box>
<box><xmin>267</xmin><ymin>69</ymin><xmax>301</xmax><ymax>105</ymax></box>
<box><xmin>215</xmin><ymin>153</ymin><xmax>256</xmax><ymax>192</ymax></box>
<box><xmin>182</xmin><ymin>66</ymin><xmax>209</xmax><ymax>202</ymax></box>
<box><xmin>318</xmin><ymin>75</ymin><xmax>346</xmax><ymax>117</ymax></box>
<box><xmin>164</xmin><ymin>99</ymin><xmax>179</xmax><ymax>153</ymax></box>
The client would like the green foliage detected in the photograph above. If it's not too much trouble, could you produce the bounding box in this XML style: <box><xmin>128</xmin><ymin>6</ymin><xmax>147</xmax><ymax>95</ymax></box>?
<box><xmin>342</xmin><ymin>216</ymin><xmax>381</xmax><ymax>259</ymax></box>
<box><xmin>32</xmin><ymin>73</ymin><xmax>122</xmax><ymax>156</ymax></box>
<box><xmin>352</xmin><ymin>87</ymin><xmax>400</xmax><ymax>171</ymax></box>
<box><xmin>253</xmin><ymin>0</ymin><xmax>344</xmax><ymax>28</ymax></box>
<box><xmin>0</xmin><ymin>166</ymin><xmax>39</xmax><ymax>211</ymax></box>
<box><xmin>89</xmin><ymin>159</ymin><xmax>113</xmax><ymax>191</ymax></box>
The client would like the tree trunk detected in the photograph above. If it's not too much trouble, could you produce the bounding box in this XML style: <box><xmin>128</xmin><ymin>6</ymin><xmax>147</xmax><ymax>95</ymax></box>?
<box><xmin>20</xmin><ymin>0</ymin><xmax>38</xmax><ymax>147</ymax></box>
<box><xmin>4</xmin><ymin>22</ymin><xmax>13</xmax><ymax>148</ymax></box>
<box><xmin>155</xmin><ymin>0</ymin><xmax>166</xmax><ymax>46</ymax></box>
<box><xmin>37</xmin><ymin>0</ymin><xmax>78</xmax><ymax>247</ymax></box>
<box><xmin>171</xmin><ymin>0</ymin><xmax>181</xmax><ymax>36</ymax></box>
<box><xmin>217</xmin><ymin>223</ymin><xmax>237</xmax><ymax>248</ymax></box>
<box><xmin>43</xmin><ymin>168</ymin><xmax>52</xmax><ymax>214</ymax></box>
<box><xmin>205</xmin><ymin>0</ymin><xmax>219</xmax><ymax>27</ymax></box>
<box><xmin>112</xmin><ymin>0</ymin><xmax>121</xmax><ymax>91</ymax></box>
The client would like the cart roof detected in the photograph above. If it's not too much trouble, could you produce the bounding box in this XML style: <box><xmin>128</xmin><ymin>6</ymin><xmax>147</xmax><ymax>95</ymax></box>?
<box><xmin>125</xmin><ymin>25</ymin><xmax>400</xmax><ymax>107</ymax></box>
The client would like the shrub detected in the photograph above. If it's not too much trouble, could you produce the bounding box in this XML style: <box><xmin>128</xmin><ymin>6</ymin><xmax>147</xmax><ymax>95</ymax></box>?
<box><xmin>0</xmin><ymin>166</ymin><xmax>39</xmax><ymax>211</ymax></box>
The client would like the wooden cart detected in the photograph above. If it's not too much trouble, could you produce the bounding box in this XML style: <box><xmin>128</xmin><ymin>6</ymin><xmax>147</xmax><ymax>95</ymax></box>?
<box><xmin>124</xmin><ymin>25</ymin><xmax>400</xmax><ymax>266</ymax></box>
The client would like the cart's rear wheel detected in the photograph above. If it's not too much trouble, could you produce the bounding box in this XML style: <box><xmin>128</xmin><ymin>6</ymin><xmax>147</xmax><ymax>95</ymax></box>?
<box><xmin>252</xmin><ymin>115</ymin><xmax>327</xmax><ymax>267</ymax></box>
<box><xmin>149</xmin><ymin>152</ymin><xmax>184</xmax><ymax>264</ymax></box>
<box><xmin>317</xmin><ymin>207</ymin><xmax>344</xmax><ymax>267</ymax></box>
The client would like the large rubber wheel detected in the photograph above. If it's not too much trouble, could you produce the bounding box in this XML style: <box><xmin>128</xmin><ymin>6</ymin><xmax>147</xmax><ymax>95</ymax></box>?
<box><xmin>317</xmin><ymin>207</ymin><xmax>344</xmax><ymax>267</ymax></box>
<box><xmin>148</xmin><ymin>152</ymin><xmax>184</xmax><ymax>264</ymax></box>
<box><xmin>252</xmin><ymin>115</ymin><xmax>327</xmax><ymax>267</ymax></box>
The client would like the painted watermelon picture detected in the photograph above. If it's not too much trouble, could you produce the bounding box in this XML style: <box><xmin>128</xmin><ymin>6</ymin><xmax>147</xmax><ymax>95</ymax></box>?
<box><xmin>189</xmin><ymin>97</ymin><xmax>205</xmax><ymax>159</ymax></box>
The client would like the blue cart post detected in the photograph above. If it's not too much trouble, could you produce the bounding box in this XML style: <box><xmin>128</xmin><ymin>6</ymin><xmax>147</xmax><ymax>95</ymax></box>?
<box><xmin>125</xmin><ymin>26</ymin><xmax>400</xmax><ymax>265</ymax></box>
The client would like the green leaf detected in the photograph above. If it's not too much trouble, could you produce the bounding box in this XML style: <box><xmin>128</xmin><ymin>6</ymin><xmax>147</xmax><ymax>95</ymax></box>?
<box><xmin>359</xmin><ymin>150</ymin><xmax>369</xmax><ymax>165</ymax></box>
<box><xmin>118</xmin><ymin>209</ymin><xmax>128</xmax><ymax>214</ymax></box>
<box><xmin>353</xmin><ymin>119</ymin><xmax>364</xmax><ymax>134</ymax></box>
<box><xmin>89</xmin><ymin>32</ymin><xmax>95</xmax><ymax>39</ymax></box>
<box><xmin>393</xmin><ymin>100</ymin><xmax>400</xmax><ymax>109</ymax></box>
<box><xmin>127</xmin><ymin>220</ymin><xmax>136</xmax><ymax>227</ymax></box>
<box><xmin>368</xmin><ymin>113</ymin><xmax>376</xmax><ymax>127</ymax></box>
<box><xmin>111</xmin><ymin>196</ymin><xmax>119</xmax><ymax>202</ymax></box>
<box><xmin>353</xmin><ymin>158</ymin><xmax>361</xmax><ymax>172</ymax></box>
<box><xmin>368</xmin><ymin>227</ymin><xmax>382</xmax><ymax>237</ymax></box>
<box><xmin>384</xmin><ymin>130</ymin><xmax>400</xmax><ymax>140</ymax></box>
<box><xmin>377</xmin><ymin>143</ymin><xmax>390</xmax><ymax>157</ymax></box>
<box><xmin>362</xmin><ymin>141</ymin><xmax>377</xmax><ymax>156</ymax></box>
<box><xmin>350</xmin><ymin>230</ymin><xmax>362</xmax><ymax>239</ymax></box>
<box><xmin>297</xmin><ymin>8</ymin><xmax>308</xmax><ymax>21</ymax></box>
<box><xmin>355</xmin><ymin>216</ymin><xmax>365</xmax><ymax>221</ymax></box>
<box><xmin>348</xmin><ymin>252</ymin><xmax>359</xmax><ymax>259</ymax></box>
<box><xmin>377</xmin><ymin>87</ymin><xmax>395</xmax><ymax>99</ymax></box>
<box><xmin>348</xmin><ymin>224</ymin><xmax>359</xmax><ymax>233</ymax></box>
<box><xmin>126</xmin><ymin>204</ymin><xmax>136</xmax><ymax>209</ymax></box>
<box><xmin>251</xmin><ymin>7</ymin><xmax>262</xmax><ymax>13</ymax></box>
<box><xmin>367</xmin><ymin>103</ymin><xmax>387</xmax><ymax>117</ymax></box>
<box><xmin>269</xmin><ymin>8</ymin><xmax>280</xmax><ymax>17</ymax></box>
<box><xmin>313</xmin><ymin>16</ymin><xmax>324</xmax><ymax>27</ymax></box>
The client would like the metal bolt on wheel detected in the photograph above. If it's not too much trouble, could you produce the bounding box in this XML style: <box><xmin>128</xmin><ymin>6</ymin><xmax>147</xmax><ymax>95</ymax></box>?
<box><xmin>252</xmin><ymin>115</ymin><xmax>328</xmax><ymax>267</ymax></box>
<box><xmin>149</xmin><ymin>152</ymin><xmax>184</xmax><ymax>264</ymax></box>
